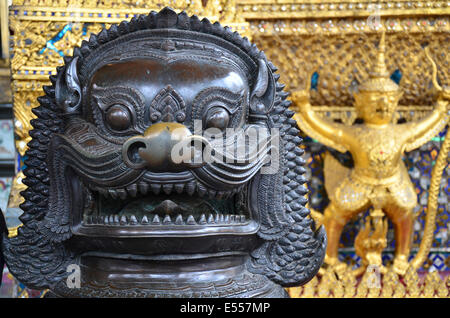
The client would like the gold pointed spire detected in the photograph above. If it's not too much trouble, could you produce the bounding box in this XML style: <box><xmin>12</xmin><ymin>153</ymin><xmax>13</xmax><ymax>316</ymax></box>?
<box><xmin>358</xmin><ymin>31</ymin><xmax>399</xmax><ymax>92</ymax></box>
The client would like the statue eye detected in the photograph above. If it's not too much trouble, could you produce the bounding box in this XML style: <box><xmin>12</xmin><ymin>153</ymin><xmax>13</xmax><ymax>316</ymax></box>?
<box><xmin>205</xmin><ymin>107</ymin><xmax>230</xmax><ymax>130</ymax></box>
<box><xmin>105</xmin><ymin>104</ymin><xmax>131</xmax><ymax>131</ymax></box>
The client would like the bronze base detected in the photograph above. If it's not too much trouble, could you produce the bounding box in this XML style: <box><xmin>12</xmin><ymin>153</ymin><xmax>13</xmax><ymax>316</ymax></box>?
<box><xmin>50</xmin><ymin>254</ymin><xmax>288</xmax><ymax>298</ymax></box>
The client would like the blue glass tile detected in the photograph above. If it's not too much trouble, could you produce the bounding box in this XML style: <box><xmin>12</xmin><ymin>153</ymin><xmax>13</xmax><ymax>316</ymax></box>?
<box><xmin>311</xmin><ymin>71</ymin><xmax>319</xmax><ymax>90</ymax></box>
<box><xmin>390</xmin><ymin>69</ymin><xmax>402</xmax><ymax>84</ymax></box>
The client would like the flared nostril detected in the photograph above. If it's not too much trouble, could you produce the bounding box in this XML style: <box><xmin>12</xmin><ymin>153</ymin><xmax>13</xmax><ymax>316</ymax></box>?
<box><xmin>122</xmin><ymin>123</ymin><xmax>210</xmax><ymax>171</ymax></box>
<box><xmin>122</xmin><ymin>138</ymin><xmax>147</xmax><ymax>169</ymax></box>
<box><xmin>128</xmin><ymin>141</ymin><xmax>146</xmax><ymax>164</ymax></box>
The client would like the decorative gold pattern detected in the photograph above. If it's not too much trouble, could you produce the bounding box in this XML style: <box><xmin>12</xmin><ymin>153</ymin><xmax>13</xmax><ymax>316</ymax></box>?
<box><xmin>287</xmin><ymin>266</ymin><xmax>450</xmax><ymax>298</ymax></box>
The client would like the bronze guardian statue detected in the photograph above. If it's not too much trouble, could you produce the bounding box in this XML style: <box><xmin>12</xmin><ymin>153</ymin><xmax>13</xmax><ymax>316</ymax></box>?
<box><xmin>2</xmin><ymin>8</ymin><xmax>325</xmax><ymax>297</ymax></box>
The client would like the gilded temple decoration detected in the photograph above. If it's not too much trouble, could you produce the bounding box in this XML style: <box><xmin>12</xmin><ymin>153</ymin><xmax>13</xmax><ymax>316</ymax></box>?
<box><xmin>288</xmin><ymin>265</ymin><xmax>450</xmax><ymax>298</ymax></box>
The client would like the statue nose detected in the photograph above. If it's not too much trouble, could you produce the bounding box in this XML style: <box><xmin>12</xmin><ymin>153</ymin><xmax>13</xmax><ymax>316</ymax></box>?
<box><xmin>122</xmin><ymin>122</ymin><xmax>210</xmax><ymax>171</ymax></box>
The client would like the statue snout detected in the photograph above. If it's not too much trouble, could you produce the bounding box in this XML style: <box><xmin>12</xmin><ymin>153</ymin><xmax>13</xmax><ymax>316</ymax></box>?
<box><xmin>122</xmin><ymin>122</ymin><xmax>210</xmax><ymax>171</ymax></box>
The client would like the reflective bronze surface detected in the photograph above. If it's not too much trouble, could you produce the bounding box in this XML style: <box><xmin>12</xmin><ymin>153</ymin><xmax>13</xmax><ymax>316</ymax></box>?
<box><xmin>2</xmin><ymin>8</ymin><xmax>326</xmax><ymax>297</ymax></box>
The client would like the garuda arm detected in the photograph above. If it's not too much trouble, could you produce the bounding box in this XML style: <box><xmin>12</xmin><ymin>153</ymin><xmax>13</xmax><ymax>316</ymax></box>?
<box><xmin>291</xmin><ymin>89</ymin><xmax>352</xmax><ymax>153</ymax></box>
<box><xmin>405</xmin><ymin>47</ymin><xmax>450</xmax><ymax>151</ymax></box>
<box><xmin>404</xmin><ymin>91</ymin><xmax>449</xmax><ymax>152</ymax></box>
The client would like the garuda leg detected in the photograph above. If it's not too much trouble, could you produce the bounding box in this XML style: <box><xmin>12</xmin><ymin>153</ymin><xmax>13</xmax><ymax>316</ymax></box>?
<box><xmin>383</xmin><ymin>203</ymin><xmax>415</xmax><ymax>275</ymax></box>
<box><xmin>322</xmin><ymin>202</ymin><xmax>362</xmax><ymax>268</ymax></box>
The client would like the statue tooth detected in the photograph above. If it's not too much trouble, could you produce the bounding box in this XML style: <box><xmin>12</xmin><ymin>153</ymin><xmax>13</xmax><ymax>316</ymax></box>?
<box><xmin>141</xmin><ymin>215</ymin><xmax>149</xmax><ymax>224</ymax></box>
<box><xmin>174</xmin><ymin>183</ymin><xmax>184</xmax><ymax>194</ymax></box>
<box><xmin>126</xmin><ymin>184</ymin><xmax>138</xmax><ymax>198</ymax></box>
<box><xmin>108</xmin><ymin>215</ymin><xmax>114</xmax><ymax>224</ymax></box>
<box><xmin>239</xmin><ymin>215</ymin><xmax>246</xmax><ymax>223</ymax></box>
<box><xmin>207</xmin><ymin>214</ymin><xmax>214</xmax><ymax>224</ymax></box>
<box><xmin>138</xmin><ymin>182</ymin><xmax>149</xmax><ymax>195</ymax></box>
<box><xmin>230</xmin><ymin>215</ymin><xmax>235</xmax><ymax>223</ymax></box>
<box><xmin>150</xmin><ymin>184</ymin><xmax>161</xmax><ymax>195</ymax></box>
<box><xmin>219</xmin><ymin>214</ymin><xmax>224</xmax><ymax>223</ymax></box>
<box><xmin>117</xmin><ymin>189</ymin><xmax>127</xmax><ymax>200</ymax></box>
<box><xmin>162</xmin><ymin>184</ymin><xmax>173</xmax><ymax>195</ymax></box>
<box><xmin>152</xmin><ymin>214</ymin><xmax>161</xmax><ymax>225</ymax></box>
<box><xmin>197</xmin><ymin>184</ymin><xmax>207</xmax><ymax>197</ymax></box>
<box><xmin>186</xmin><ymin>182</ymin><xmax>196</xmax><ymax>196</ymax></box>
<box><xmin>215</xmin><ymin>214</ymin><xmax>220</xmax><ymax>223</ymax></box>
<box><xmin>130</xmin><ymin>215</ymin><xmax>138</xmax><ymax>225</ymax></box>
<box><xmin>224</xmin><ymin>215</ymin><xmax>230</xmax><ymax>223</ymax></box>
<box><xmin>198</xmin><ymin>214</ymin><xmax>207</xmax><ymax>225</ymax></box>
<box><xmin>186</xmin><ymin>215</ymin><xmax>196</xmax><ymax>225</ymax></box>
<box><xmin>175</xmin><ymin>214</ymin><xmax>183</xmax><ymax>225</ymax></box>
<box><xmin>108</xmin><ymin>189</ymin><xmax>118</xmax><ymax>199</ymax></box>
<box><xmin>120</xmin><ymin>215</ymin><xmax>128</xmax><ymax>225</ymax></box>
<box><xmin>113</xmin><ymin>215</ymin><xmax>120</xmax><ymax>224</ymax></box>
<box><xmin>163</xmin><ymin>215</ymin><xmax>172</xmax><ymax>224</ymax></box>
<box><xmin>103</xmin><ymin>215</ymin><xmax>109</xmax><ymax>225</ymax></box>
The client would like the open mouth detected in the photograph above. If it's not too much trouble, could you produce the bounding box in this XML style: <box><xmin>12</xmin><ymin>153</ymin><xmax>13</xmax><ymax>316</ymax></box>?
<box><xmin>75</xmin><ymin>179</ymin><xmax>257</xmax><ymax>237</ymax></box>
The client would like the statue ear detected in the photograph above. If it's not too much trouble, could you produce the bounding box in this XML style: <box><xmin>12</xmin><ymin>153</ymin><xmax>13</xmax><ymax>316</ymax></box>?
<box><xmin>55</xmin><ymin>56</ymin><xmax>82</xmax><ymax>115</ymax></box>
<box><xmin>250</xmin><ymin>58</ymin><xmax>275</xmax><ymax>115</ymax></box>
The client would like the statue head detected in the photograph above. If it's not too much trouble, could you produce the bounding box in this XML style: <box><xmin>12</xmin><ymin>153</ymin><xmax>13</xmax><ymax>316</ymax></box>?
<box><xmin>3</xmin><ymin>8</ymin><xmax>325</xmax><ymax>297</ymax></box>
<box><xmin>354</xmin><ymin>32</ymin><xmax>403</xmax><ymax>125</ymax></box>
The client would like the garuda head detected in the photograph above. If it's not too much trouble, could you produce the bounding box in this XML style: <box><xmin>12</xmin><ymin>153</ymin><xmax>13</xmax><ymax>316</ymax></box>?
<box><xmin>3</xmin><ymin>7</ymin><xmax>325</xmax><ymax>297</ymax></box>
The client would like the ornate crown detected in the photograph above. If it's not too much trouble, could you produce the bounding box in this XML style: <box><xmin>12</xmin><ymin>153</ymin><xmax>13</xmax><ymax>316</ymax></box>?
<box><xmin>358</xmin><ymin>32</ymin><xmax>399</xmax><ymax>93</ymax></box>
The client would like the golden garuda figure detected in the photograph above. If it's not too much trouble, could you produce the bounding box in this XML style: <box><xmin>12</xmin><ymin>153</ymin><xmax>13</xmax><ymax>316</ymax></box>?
<box><xmin>292</xmin><ymin>32</ymin><xmax>449</xmax><ymax>275</ymax></box>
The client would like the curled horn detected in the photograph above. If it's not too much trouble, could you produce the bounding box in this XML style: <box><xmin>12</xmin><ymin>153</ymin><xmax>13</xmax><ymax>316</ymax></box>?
<box><xmin>250</xmin><ymin>58</ymin><xmax>275</xmax><ymax>115</ymax></box>
<box><xmin>55</xmin><ymin>56</ymin><xmax>82</xmax><ymax>115</ymax></box>
<box><xmin>252</xmin><ymin>58</ymin><xmax>269</xmax><ymax>98</ymax></box>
